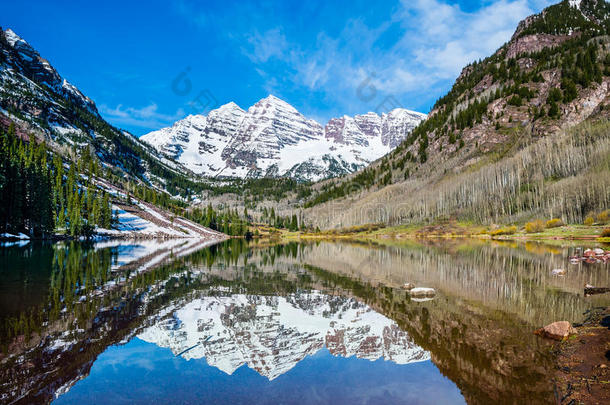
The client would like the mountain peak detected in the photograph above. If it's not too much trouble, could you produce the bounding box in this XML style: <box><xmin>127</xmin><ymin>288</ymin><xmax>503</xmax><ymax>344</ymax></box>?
<box><xmin>512</xmin><ymin>0</ymin><xmax>610</xmax><ymax>40</ymax></box>
<box><xmin>4</xmin><ymin>28</ymin><xmax>26</xmax><ymax>47</ymax></box>
<box><xmin>255</xmin><ymin>94</ymin><xmax>297</xmax><ymax>110</ymax></box>
<box><xmin>386</xmin><ymin>108</ymin><xmax>428</xmax><ymax>119</ymax></box>
<box><xmin>216</xmin><ymin>101</ymin><xmax>244</xmax><ymax>112</ymax></box>
<box><xmin>142</xmin><ymin>97</ymin><xmax>425</xmax><ymax>180</ymax></box>
<box><xmin>261</xmin><ymin>94</ymin><xmax>283</xmax><ymax>103</ymax></box>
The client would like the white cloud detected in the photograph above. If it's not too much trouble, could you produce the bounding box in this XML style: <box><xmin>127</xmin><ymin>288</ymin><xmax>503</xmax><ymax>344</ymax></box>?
<box><xmin>243</xmin><ymin>28</ymin><xmax>288</xmax><ymax>63</ymax></box>
<box><xmin>408</xmin><ymin>0</ymin><xmax>534</xmax><ymax>79</ymax></box>
<box><xmin>239</xmin><ymin>0</ymin><xmax>550</xmax><ymax>116</ymax></box>
<box><xmin>100</xmin><ymin>103</ymin><xmax>185</xmax><ymax>130</ymax></box>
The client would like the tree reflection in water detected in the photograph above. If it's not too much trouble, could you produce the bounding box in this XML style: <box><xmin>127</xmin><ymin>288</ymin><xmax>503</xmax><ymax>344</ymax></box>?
<box><xmin>0</xmin><ymin>239</ymin><xmax>607</xmax><ymax>404</ymax></box>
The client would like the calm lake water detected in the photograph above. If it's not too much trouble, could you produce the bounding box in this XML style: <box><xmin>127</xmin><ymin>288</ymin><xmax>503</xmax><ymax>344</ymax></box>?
<box><xmin>0</xmin><ymin>238</ymin><xmax>609</xmax><ymax>404</ymax></box>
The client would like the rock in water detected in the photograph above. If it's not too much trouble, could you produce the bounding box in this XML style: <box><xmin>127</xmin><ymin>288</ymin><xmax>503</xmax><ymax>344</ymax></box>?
<box><xmin>584</xmin><ymin>286</ymin><xmax>610</xmax><ymax>296</ymax></box>
<box><xmin>409</xmin><ymin>287</ymin><xmax>436</xmax><ymax>298</ymax></box>
<box><xmin>534</xmin><ymin>321</ymin><xmax>576</xmax><ymax>341</ymax></box>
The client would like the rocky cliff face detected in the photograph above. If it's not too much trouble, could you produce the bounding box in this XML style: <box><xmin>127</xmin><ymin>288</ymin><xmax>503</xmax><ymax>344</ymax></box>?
<box><xmin>141</xmin><ymin>95</ymin><xmax>425</xmax><ymax>181</ymax></box>
<box><xmin>139</xmin><ymin>292</ymin><xmax>429</xmax><ymax>380</ymax></box>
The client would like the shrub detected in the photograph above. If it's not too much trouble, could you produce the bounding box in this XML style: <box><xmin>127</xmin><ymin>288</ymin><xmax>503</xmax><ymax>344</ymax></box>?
<box><xmin>584</xmin><ymin>216</ymin><xmax>595</xmax><ymax>226</ymax></box>
<box><xmin>546</xmin><ymin>218</ymin><xmax>564</xmax><ymax>228</ymax></box>
<box><xmin>600</xmin><ymin>228</ymin><xmax>610</xmax><ymax>237</ymax></box>
<box><xmin>596</xmin><ymin>209</ymin><xmax>609</xmax><ymax>224</ymax></box>
<box><xmin>525</xmin><ymin>220</ymin><xmax>546</xmax><ymax>233</ymax></box>
<box><xmin>490</xmin><ymin>225</ymin><xmax>517</xmax><ymax>236</ymax></box>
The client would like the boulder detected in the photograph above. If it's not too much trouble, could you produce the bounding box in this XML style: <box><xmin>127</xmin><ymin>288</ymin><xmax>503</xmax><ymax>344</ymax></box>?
<box><xmin>534</xmin><ymin>321</ymin><xmax>576</xmax><ymax>341</ymax></box>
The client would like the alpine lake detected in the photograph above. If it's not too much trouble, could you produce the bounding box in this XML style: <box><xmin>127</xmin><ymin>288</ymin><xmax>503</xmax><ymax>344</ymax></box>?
<box><xmin>1</xmin><ymin>237</ymin><xmax>609</xmax><ymax>404</ymax></box>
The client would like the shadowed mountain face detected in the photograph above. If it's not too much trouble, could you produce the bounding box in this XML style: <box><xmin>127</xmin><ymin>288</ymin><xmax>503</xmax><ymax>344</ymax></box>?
<box><xmin>1</xmin><ymin>239</ymin><xmax>608</xmax><ymax>404</ymax></box>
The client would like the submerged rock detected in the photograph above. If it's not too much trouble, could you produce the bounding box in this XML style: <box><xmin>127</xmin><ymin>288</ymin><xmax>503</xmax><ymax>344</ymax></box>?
<box><xmin>410</xmin><ymin>297</ymin><xmax>435</xmax><ymax>302</ymax></box>
<box><xmin>534</xmin><ymin>321</ymin><xmax>576</xmax><ymax>341</ymax></box>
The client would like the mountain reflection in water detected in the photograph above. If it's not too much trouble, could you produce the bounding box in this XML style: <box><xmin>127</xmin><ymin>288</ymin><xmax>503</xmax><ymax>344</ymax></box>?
<box><xmin>0</xmin><ymin>238</ymin><xmax>608</xmax><ymax>404</ymax></box>
<box><xmin>139</xmin><ymin>292</ymin><xmax>429</xmax><ymax>380</ymax></box>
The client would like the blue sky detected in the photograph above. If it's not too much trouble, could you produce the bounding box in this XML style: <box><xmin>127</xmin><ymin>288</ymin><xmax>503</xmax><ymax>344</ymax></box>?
<box><xmin>1</xmin><ymin>0</ymin><xmax>554</xmax><ymax>135</ymax></box>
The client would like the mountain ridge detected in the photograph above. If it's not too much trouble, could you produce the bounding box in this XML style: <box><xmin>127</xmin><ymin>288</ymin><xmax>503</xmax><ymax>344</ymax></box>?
<box><xmin>299</xmin><ymin>0</ymin><xmax>610</xmax><ymax>228</ymax></box>
<box><xmin>0</xmin><ymin>26</ymin><xmax>198</xmax><ymax>197</ymax></box>
<box><xmin>141</xmin><ymin>95</ymin><xmax>426</xmax><ymax>181</ymax></box>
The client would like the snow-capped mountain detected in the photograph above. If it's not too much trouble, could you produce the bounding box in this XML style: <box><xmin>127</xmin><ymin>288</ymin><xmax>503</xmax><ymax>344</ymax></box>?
<box><xmin>0</xmin><ymin>27</ymin><xmax>184</xmax><ymax>187</ymax></box>
<box><xmin>2</xmin><ymin>28</ymin><xmax>97</xmax><ymax>115</ymax></box>
<box><xmin>141</xmin><ymin>95</ymin><xmax>426</xmax><ymax>181</ymax></box>
<box><xmin>139</xmin><ymin>291</ymin><xmax>430</xmax><ymax>380</ymax></box>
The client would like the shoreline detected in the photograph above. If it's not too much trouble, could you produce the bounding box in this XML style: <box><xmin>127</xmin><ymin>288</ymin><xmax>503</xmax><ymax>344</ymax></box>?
<box><xmin>552</xmin><ymin>307</ymin><xmax>610</xmax><ymax>404</ymax></box>
<box><xmin>252</xmin><ymin>222</ymin><xmax>610</xmax><ymax>244</ymax></box>
<box><xmin>0</xmin><ymin>232</ymin><xmax>230</xmax><ymax>244</ymax></box>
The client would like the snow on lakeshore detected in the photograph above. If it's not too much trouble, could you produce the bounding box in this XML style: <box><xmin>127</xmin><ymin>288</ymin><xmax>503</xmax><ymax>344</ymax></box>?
<box><xmin>111</xmin><ymin>206</ymin><xmax>185</xmax><ymax>236</ymax></box>
<box><xmin>91</xmin><ymin>175</ymin><xmax>223</xmax><ymax>240</ymax></box>
<box><xmin>0</xmin><ymin>232</ymin><xmax>30</xmax><ymax>239</ymax></box>
<box><xmin>94</xmin><ymin>204</ymin><xmax>224</xmax><ymax>240</ymax></box>
<box><xmin>95</xmin><ymin>238</ymin><xmax>218</xmax><ymax>272</ymax></box>
<box><xmin>0</xmin><ymin>232</ymin><xmax>31</xmax><ymax>246</ymax></box>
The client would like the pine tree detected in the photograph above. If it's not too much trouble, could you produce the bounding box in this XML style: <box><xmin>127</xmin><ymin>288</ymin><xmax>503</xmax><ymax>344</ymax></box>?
<box><xmin>69</xmin><ymin>189</ymin><xmax>82</xmax><ymax>236</ymax></box>
<box><xmin>548</xmin><ymin>100</ymin><xmax>560</xmax><ymax>118</ymax></box>
<box><xmin>290</xmin><ymin>214</ymin><xmax>298</xmax><ymax>231</ymax></box>
<box><xmin>57</xmin><ymin>200</ymin><xmax>66</xmax><ymax>230</ymax></box>
<box><xmin>561</xmin><ymin>78</ymin><xmax>578</xmax><ymax>102</ymax></box>
<box><xmin>101</xmin><ymin>192</ymin><xmax>112</xmax><ymax>228</ymax></box>
<box><xmin>91</xmin><ymin>195</ymin><xmax>101</xmax><ymax>226</ymax></box>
